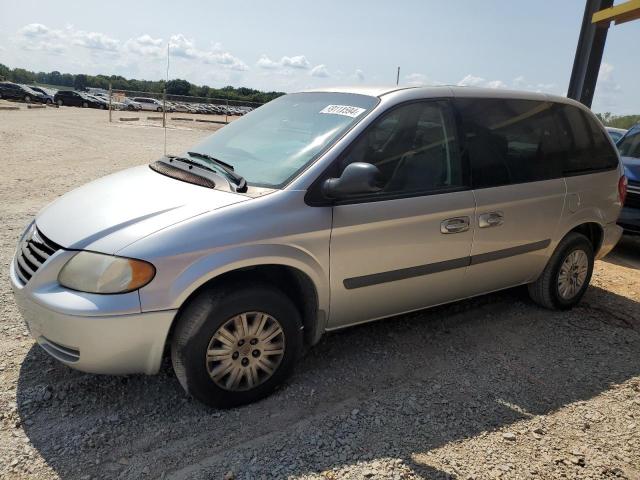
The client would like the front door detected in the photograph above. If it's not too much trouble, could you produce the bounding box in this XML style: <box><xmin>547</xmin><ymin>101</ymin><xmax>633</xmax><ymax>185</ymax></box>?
<box><xmin>328</xmin><ymin>100</ymin><xmax>475</xmax><ymax>328</ymax></box>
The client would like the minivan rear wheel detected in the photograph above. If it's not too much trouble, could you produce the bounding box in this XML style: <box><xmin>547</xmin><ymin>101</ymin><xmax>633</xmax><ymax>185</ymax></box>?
<box><xmin>528</xmin><ymin>232</ymin><xmax>594</xmax><ymax>310</ymax></box>
<box><xmin>171</xmin><ymin>283</ymin><xmax>302</xmax><ymax>408</ymax></box>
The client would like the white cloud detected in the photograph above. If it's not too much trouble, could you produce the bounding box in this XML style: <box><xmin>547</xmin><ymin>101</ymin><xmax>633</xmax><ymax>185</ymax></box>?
<box><xmin>124</xmin><ymin>34</ymin><xmax>164</xmax><ymax>57</ymax></box>
<box><xmin>72</xmin><ymin>30</ymin><xmax>119</xmax><ymax>52</ymax></box>
<box><xmin>405</xmin><ymin>73</ymin><xmax>430</xmax><ymax>86</ymax></box>
<box><xmin>281</xmin><ymin>55</ymin><xmax>310</xmax><ymax>69</ymax></box>
<box><xmin>594</xmin><ymin>62</ymin><xmax>621</xmax><ymax>110</ymax></box>
<box><xmin>511</xmin><ymin>75</ymin><xmax>558</xmax><ymax>93</ymax></box>
<box><xmin>457</xmin><ymin>74</ymin><xmax>486</xmax><ymax>87</ymax></box>
<box><xmin>256</xmin><ymin>54</ymin><xmax>315</xmax><ymax>74</ymax></box>
<box><xmin>168</xmin><ymin>33</ymin><xmax>198</xmax><ymax>59</ymax></box>
<box><xmin>485</xmin><ymin>80</ymin><xmax>507</xmax><ymax>89</ymax></box>
<box><xmin>167</xmin><ymin>35</ymin><xmax>248</xmax><ymax>70</ymax></box>
<box><xmin>19</xmin><ymin>23</ymin><xmax>63</xmax><ymax>40</ymax></box>
<box><xmin>458</xmin><ymin>74</ymin><xmax>508</xmax><ymax>89</ymax></box>
<box><xmin>310</xmin><ymin>64</ymin><xmax>329</xmax><ymax>78</ymax></box>
<box><xmin>599</xmin><ymin>62</ymin><xmax>614</xmax><ymax>82</ymax></box>
<box><xmin>256</xmin><ymin>54</ymin><xmax>280</xmax><ymax>69</ymax></box>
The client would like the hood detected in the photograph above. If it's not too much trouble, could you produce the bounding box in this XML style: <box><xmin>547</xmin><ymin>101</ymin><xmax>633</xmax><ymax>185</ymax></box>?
<box><xmin>36</xmin><ymin>165</ymin><xmax>249</xmax><ymax>253</ymax></box>
<box><xmin>621</xmin><ymin>156</ymin><xmax>640</xmax><ymax>183</ymax></box>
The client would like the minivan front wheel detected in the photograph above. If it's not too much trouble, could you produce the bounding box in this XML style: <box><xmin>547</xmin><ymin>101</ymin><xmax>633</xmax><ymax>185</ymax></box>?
<box><xmin>171</xmin><ymin>283</ymin><xmax>302</xmax><ymax>408</ymax></box>
<box><xmin>528</xmin><ymin>232</ymin><xmax>594</xmax><ymax>310</ymax></box>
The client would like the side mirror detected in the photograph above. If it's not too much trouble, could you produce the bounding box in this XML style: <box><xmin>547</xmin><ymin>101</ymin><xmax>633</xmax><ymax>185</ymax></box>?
<box><xmin>322</xmin><ymin>162</ymin><xmax>383</xmax><ymax>199</ymax></box>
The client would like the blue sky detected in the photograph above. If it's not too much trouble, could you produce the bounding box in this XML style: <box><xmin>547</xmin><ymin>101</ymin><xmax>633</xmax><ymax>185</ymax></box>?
<box><xmin>0</xmin><ymin>0</ymin><xmax>638</xmax><ymax>114</ymax></box>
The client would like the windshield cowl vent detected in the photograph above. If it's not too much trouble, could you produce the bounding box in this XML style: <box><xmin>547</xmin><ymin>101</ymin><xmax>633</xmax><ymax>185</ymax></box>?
<box><xmin>149</xmin><ymin>161</ymin><xmax>216</xmax><ymax>189</ymax></box>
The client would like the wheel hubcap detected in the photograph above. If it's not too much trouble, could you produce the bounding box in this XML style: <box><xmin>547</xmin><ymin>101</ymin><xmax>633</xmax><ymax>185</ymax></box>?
<box><xmin>205</xmin><ymin>312</ymin><xmax>285</xmax><ymax>391</ymax></box>
<box><xmin>557</xmin><ymin>249</ymin><xmax>589</xmax><ymax>300</ymax></box>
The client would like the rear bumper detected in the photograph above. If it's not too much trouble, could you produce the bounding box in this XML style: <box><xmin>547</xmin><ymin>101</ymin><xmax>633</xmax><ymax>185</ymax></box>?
<box><xmin>10</xmin><ymin>258</ymin><xmax>176</xmax><ymax>375</ymax></box>
<box><xmin>618</xmin><ymin>206</ymin><xmax>640</xmax><ymax>235</ymax></box>
<box><xmin>597</xmin><ymin>222</ymin><xmax>623</xmax><ymax>260</ymax></box>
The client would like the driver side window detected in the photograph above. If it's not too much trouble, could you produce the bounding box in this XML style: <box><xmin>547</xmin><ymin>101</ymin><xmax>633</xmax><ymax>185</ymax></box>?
<box><xmin>338</xmin><ymin>100</ymin><xmax>463</xmax><ymax>196</ymax></box>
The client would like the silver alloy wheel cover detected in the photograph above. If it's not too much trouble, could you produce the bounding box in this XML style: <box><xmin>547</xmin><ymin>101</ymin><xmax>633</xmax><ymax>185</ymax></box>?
<box><xmin>557</xmin><ymin>249</ymin><xmax>589</xmax><ymax>300</ymax></box>
<box><xmin>205</xmin><ymin>311</ymin><xmax>285</xmax><ymax>391</ymax></box>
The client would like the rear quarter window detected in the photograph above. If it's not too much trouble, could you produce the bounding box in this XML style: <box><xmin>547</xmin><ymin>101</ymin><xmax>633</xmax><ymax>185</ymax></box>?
<box><xmin>555</xmin><ymin>104</ymin><xmax>618</xmax><ymax>175</ymax></box>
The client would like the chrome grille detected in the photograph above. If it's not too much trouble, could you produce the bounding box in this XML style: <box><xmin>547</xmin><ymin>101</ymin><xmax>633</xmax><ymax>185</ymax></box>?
<box><xmin>14</xmin><ymin>226</ymin><xmax>61</xmax><ymax>285</ymax></box>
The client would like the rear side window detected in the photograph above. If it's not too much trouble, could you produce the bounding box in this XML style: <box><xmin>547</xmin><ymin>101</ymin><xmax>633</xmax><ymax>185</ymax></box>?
<box><xmin>555</xmin><ymin>104</ymin><xmax>618</xmax><ymax>174</ymax></box>
<box><xmin>455</xmin><ymin>98</ymin><xmax>564</xmax><ymax>188</ymax></box>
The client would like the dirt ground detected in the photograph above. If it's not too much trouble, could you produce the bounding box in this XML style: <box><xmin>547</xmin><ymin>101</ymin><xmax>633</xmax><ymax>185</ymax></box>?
<box><xmin>0</xmin><ymin>104</ymin><xmax>639</xmax><ymax>480</ymax></box>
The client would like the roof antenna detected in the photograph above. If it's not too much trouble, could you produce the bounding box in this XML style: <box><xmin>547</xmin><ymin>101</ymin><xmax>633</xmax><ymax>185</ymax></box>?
<box><xmin>163</xmin><ymin>42</ymin><xmax>170</xmax><ymax>156</ymax></box>
<box><xmin>396</xmin><ymin>66</ymin><xmax>400</xmax><ymax>86</ymax></box>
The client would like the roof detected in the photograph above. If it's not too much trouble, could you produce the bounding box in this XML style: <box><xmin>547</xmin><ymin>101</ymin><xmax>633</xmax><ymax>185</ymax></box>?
<box><xmin>300</xmin><ymin>85</ymin><xmax>585</xmax><ymax>108</ymax></box>
<box><xmin>301</xmin><ymin>85</ymin><xmax>414</xmax><ymax>97</ymax></box>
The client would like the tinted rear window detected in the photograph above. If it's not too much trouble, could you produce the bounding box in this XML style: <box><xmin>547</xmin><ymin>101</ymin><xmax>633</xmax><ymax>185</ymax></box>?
<box><xmin>455</xmin><ymin>98</ymin><xmax>565</xmax><ymax>188</ymax></box>
<box><xmin>555</xmin><ymin>104</ymin><xmax>618</xmax><ymax>175</ymax></box>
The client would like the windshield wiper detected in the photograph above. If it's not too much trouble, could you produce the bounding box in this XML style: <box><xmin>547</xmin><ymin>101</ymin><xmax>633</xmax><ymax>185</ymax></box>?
<box><xmin>187</xmin><ymin>151</ymin><xmax>247</xmax><ymax>192</ymax></box>
<box><xmin>166</xmin><ymin>155</ymin><xmax>216</xmax><ymax>172</ymax></box>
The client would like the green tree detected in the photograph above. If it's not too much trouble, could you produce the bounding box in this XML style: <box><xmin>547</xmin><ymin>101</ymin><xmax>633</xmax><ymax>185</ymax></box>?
<box><xmin>166</xmin><ymin>78</ymin><xmax>192</xmax><ymax>96</ymax></box>
<box><xmin>0</xmin><ymin>63</ymin><xmax>10</xmax><ymax>81</ymax></box>
<box><xmin>11</xmin><ymin>68</ymin><xmax>35</xmax><ymax>83</ymax></box>
<box><xmin>74</xmin><ymin>74</ymin><xmax>88</xmax><ymax>90</ymax></box>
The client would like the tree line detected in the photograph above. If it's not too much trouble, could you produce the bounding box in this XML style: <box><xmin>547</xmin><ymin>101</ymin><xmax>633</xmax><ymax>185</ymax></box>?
<box><xmin>0</xmin><ymin>64</ymin><xmax>284</xmax><ymax>103</ymax></box>
<box><xmin>596</xmin><ymin>112</ymin><xmax>640</xmax><ymax>130</ymax></box>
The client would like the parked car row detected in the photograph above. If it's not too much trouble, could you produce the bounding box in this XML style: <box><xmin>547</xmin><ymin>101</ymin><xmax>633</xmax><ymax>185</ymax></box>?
<box><xmin>0</xmin><ymin>82</ymin><xmax>51</xmax><ymax>103</ymax></box>
<box><xmin>161</xmin><ymin>99</ymin><xmax>254</xmax><ymax>116</ymax></box>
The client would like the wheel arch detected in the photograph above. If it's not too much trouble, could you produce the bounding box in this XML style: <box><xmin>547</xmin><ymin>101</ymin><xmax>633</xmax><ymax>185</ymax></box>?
<box><xmin>169</xmin><ymin>264</ymin><xmax>322</xmax><ymax>347</ymax></box>
<box><xmin>161</xmin><ymin>246</ymin><xmax>330</xmax><ymax>351</ymax></box>
<box><xmin>568</xmin><ymin>222</ymin><xmax>604</xmax><ymax>254</ymax></box>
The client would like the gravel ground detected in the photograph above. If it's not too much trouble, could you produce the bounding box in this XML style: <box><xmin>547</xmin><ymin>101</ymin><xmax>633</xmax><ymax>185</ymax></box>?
<box><xmin>0</xmin><ymin>105</ymin><xmax>639</xmax><ymax>480</ymax></box>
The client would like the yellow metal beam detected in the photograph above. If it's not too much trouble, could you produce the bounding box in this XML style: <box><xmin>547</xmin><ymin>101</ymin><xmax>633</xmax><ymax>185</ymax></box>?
<box><xmin>592</xmin><ymin>0</ymin><xmax>640</xmax><ymax>25</ymax></box>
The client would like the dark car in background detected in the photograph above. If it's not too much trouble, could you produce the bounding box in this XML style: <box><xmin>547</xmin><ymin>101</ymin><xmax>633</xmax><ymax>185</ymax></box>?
<box><xmin>0</xmin><ymin>82</ymin><xmax>46</xmax><ymax>103</ymax></box>
<box><xmin>54</xmin><ymin>90</ymin><xmax>106</xmax><ymax>109</ymax></box>
<box><xmin>617</xmin><ymin>124</ymin><xmax>640</xmax><ymax>234</ymax></box>
<box><xmin>29</xmin><ymin>86</ymin><xmax>56</xmax><ymax>104</ymax></box>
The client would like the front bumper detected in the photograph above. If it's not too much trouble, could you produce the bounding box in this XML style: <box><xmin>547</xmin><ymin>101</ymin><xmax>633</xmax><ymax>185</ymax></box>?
<box><xmin>618</xmin><ymin>206</ymin><xmax>640</xmax><ymax>235</ymax></box>
<box><xmin>9</xmin><ymin>251</ymin><xmax>176</xmax><ymax>375</ymax></box>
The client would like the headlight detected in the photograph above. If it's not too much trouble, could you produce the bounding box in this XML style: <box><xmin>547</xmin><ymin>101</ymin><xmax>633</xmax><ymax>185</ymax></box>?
<box><xmin>58</xmin><ymin>251</ymin><xmax>155</xmax><ymax>294</ymax></box>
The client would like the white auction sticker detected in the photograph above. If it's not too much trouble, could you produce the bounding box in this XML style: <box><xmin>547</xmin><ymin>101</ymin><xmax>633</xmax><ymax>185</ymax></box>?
<box><xmin>319</xmin><ymin>105</ymin><xmax>366</xmax><ymax>118</ymax></box>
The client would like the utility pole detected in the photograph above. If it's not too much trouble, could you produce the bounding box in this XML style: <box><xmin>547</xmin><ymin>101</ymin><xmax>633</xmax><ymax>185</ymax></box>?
<box><xmin>396</xmin><ymin>67</ymin><xmax>400</xmax><ymax>86</ymax></box>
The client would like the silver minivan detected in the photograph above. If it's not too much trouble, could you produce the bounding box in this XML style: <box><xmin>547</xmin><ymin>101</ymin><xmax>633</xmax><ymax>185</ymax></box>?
<box><xmin>10</xmin><ymin>86</ymin><xmax>625</xmax><ymax>407</ymax></box>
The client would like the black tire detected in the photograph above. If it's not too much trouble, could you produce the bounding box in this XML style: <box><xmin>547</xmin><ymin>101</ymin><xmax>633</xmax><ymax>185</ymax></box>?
<box><xmin>57</xmin><ymin>99</ymin><xmax>63</xmax><ymax>106</ymax></box>
<box><xmin>82</xmin><ymin>101</ymin><xmax>88</xmax><ymax>108</ymax></box>
<box><xmin>528</xmin><ymin>232</ymin><xmax>594</xmax><ymax>310</ymax></box>
<box><xmin>171</xmin><ymin>282</ymin><xmax>302</xmax><ymax>408</ymax></box>
<box><xmin>46</xmin><ymin>98</ymin><xmax>52</xmax><ymax>105</ymax></box>
<box><xmin>24</xmin><ymin>95</ymin><xmax>31</xmax><ymax>103</ymax></box>
<box><xmin>157</xmin><ymin>107</ymin><xmax>162</xmax><ymax>112</ymax></box>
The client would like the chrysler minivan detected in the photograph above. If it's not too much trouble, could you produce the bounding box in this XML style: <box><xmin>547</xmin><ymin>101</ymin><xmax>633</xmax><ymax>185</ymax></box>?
<box><xmin>10</xmin><ymin>86</ymin><xmax>625</xmax><ymax>407</ymax></box>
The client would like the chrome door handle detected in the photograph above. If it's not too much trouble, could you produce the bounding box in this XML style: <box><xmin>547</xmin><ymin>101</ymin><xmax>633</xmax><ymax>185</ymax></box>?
<box><xmin>441</xmin><ymin>216</ymin><xmax>470</xmax><ymax>234</ymax></box>
<box><xmin>479</xmin><ymin>211</ymin><xmax>504</xmax><ymax>228</ymax></box>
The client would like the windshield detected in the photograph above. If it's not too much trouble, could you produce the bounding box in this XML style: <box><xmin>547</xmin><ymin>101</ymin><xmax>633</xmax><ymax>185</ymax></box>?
<box><xmin>619</xmin><ymin>128</ymin><xmax>640</xmax><ymax>159</ymax></box>
<box><xmin>190</xmin><ymin>92</ymin><xmax>378</xmax><ymax>188</ymax></box>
